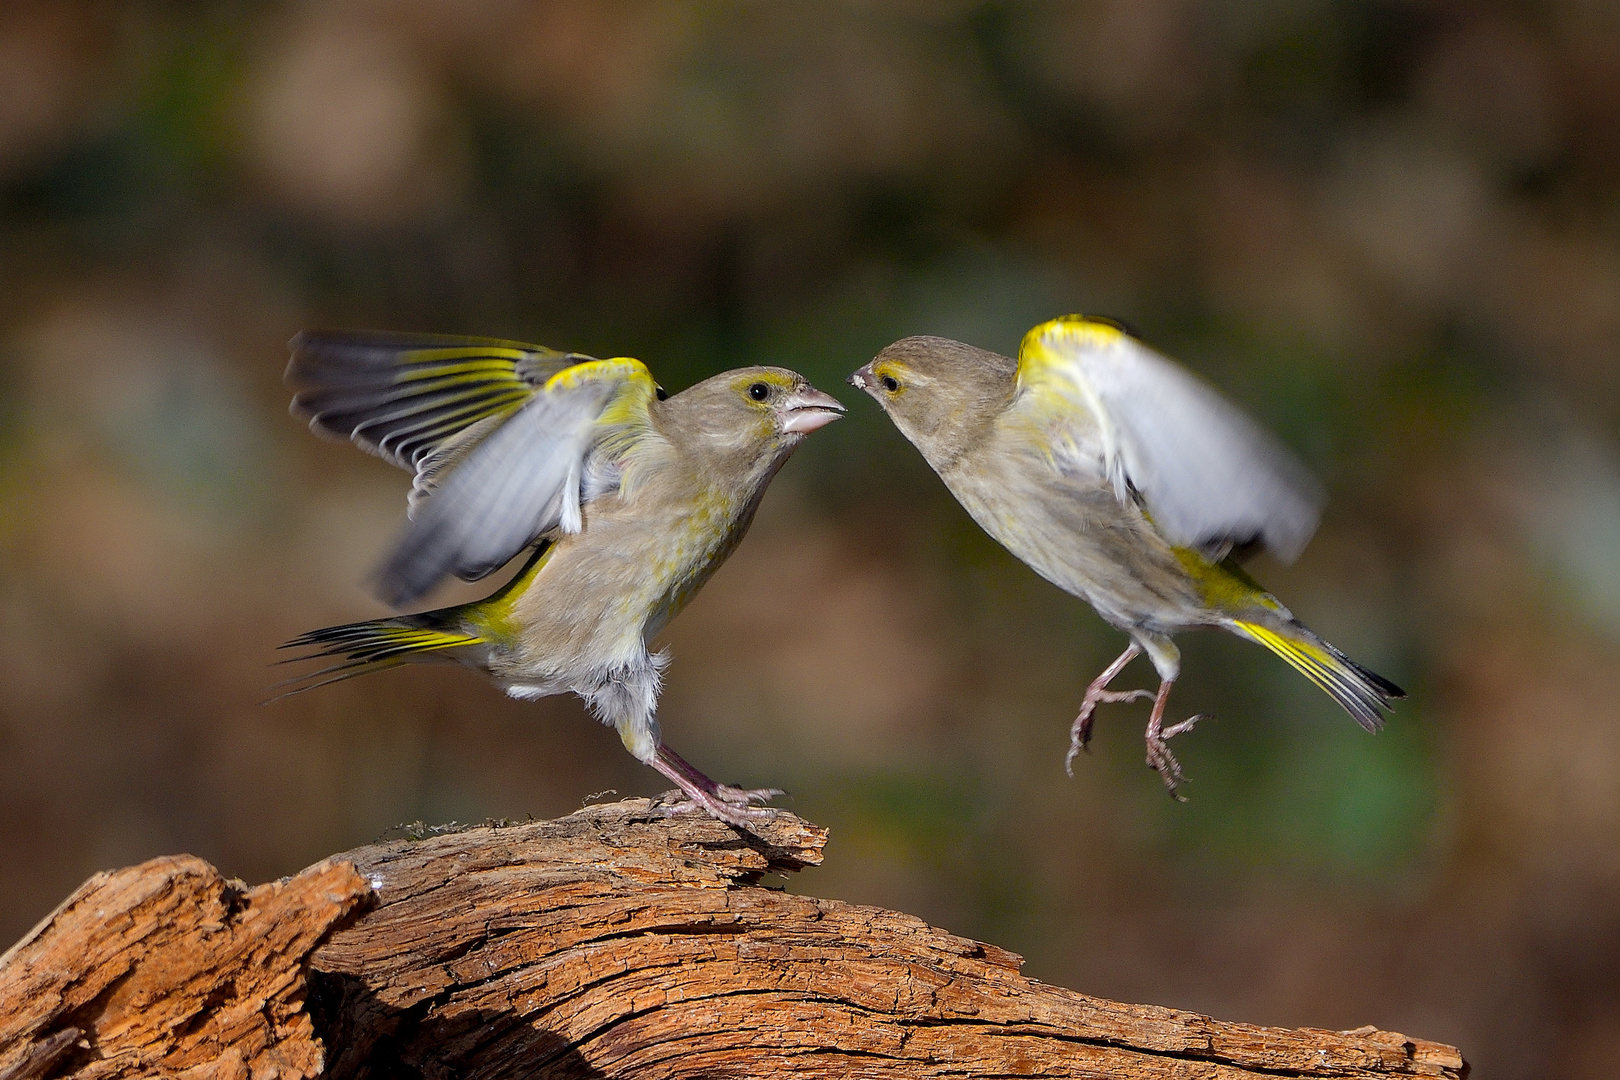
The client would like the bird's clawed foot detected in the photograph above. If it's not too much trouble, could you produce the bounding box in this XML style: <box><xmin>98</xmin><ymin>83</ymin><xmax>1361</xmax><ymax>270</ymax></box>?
<box><xmin>1144</xmin><ymin>732</ymin><xmax>1188</xmax><ymax>800</ymax></box>
<box><xmin>1160</xmin><ymin>713</ymin><xmax>1207</xmax><ymax>742</ymax></box>
<box><xmin>1066</xmin><ymin>687</ymin><xmax>1154</xmax><ymax>776</ymax></box>
<box><xmin>1064</xmin><ymin>646</ymin><xmax>1210</xmax><ymax>799</ymax></box>
<box><xmin>710</xmin><ymin>782</ymin><xmax>786</xmax><ymax>807</ymax></box>
<box><xmin>1064</xmin><ymin>642</ymin><xmax>1151</xmax><ymax>776</ymax></box>
<box><xmin>653</xmin><ymin>786</ymin><xmax>778</xmax><ymax>827</ymax></box>
<box><xmin>1144</xmin><ymin>700</ymin><xmax>1210</xmax><ymax>802</ymax></box>
<box><xmin>652</xmin><ymin>744</ymin><xmax>782</xmax><ymax>828</ymax></box>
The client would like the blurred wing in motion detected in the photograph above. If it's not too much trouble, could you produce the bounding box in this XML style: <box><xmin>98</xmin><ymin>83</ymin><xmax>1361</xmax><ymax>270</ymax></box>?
<box><xmin>1015</xmin><ymin>316</ymin><xmax>1323</xmax><ymax>562</ymax></box>
<box><xmin>288</xmin><ymin>331</ymin><xmax>594</xmax><ymax>513</ymax></box>
<box><xmin>288</xmin><ymin>333</ymin><xmax>659</xmax><ymax>606</ymax></box>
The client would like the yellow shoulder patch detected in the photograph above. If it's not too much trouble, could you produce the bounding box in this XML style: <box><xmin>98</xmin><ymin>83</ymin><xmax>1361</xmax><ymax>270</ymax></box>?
<box><xmin>542</xmin><ymin>356</ymin><xmax>657</xmax><ymax>427</ymax></box>
<box><xmin>1012</xmin><ymin>315</ymin><xmax>1122</xmax><ymax>435</ymax></box>
<box><xmin>1018</xmin><ymin>316</ymin><xmax>1126</xmax><ymax>378</ymax></box>
<box><xmin>542</xmin><ymin>355</ymin><xmax>652</xmax><ymax>393</ymax></box>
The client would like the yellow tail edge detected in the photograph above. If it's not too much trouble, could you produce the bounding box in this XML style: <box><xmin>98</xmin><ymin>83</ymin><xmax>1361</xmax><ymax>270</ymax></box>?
<box><xmin>270</xmin><ymin>542</ymin><xmax>552</xmax><ymax>702</ymax></box>
<box><xmin>268</xmin><ymin>620</ymin><xmax>485</xmax><ymax>700</ymax></box>
<box><xmin>1230</xmin><ymin>620</ymin><xmax>1403</xmax><ymax>732</ymax></box>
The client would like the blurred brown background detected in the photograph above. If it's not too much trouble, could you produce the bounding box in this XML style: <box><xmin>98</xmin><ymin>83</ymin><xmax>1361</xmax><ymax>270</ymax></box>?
<box><xmin>2</xmin><ymin>1</ymin><xmax>1618</xmax><ymax>1075</ymax></box>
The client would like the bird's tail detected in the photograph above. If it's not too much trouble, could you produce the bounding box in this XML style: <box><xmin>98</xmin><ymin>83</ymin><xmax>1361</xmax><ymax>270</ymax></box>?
<box><xmin>270</xmin><ymin>542</ymin><xmax>553</xmax><ymax>701</ymax></box>
<box><xmin>1228</xmin><ymin>618</ymin><xmax>1405</xmax><ymax>732</ymax></box>
<box><xmin>269</xmin><ymin>610</ymin><xmax>485</xmax><ymax>700</ymax></box>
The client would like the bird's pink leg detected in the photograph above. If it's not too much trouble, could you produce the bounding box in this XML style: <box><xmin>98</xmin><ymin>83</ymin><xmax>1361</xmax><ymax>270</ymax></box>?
<box><xmin>651</xmin><ymin>744</ymin><xmax>783</xmax><ymax>826</ymax></box>
<box><xmin>1066</xmin><ymin>643</ymin><xmax>1154</xmax><ymax>775</ymax></box>
<box><xmin>658</xmin><ymin>745</ymin><xmax>782</xmax><ymax>805</ymax></box>
<box><xmin>1142</xmin><ymin>679</ymin><xmax>1209</xmax><ymax>801</ymax></box>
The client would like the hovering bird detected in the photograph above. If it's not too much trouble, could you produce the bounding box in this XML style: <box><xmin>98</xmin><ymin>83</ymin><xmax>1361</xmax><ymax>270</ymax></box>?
<box><xmin>279</xmin><ymin>331</ymin><xmax>844</xmax><ymax>825</ymax></box>
<box><xmin>850</xmin><ymin>316</ymin><xmax>1401</xmax><ymax>796</ymax></box>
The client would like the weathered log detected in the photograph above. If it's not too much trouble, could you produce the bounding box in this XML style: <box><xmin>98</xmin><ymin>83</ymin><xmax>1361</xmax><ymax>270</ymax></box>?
<box><xmin>0</xmin><ymin>797</ymin><xmax>1467</xmax><ymax>1079</ymax></box>
<box><xmin>0</xmin><ymin>855</ymin><xmax>366</xmax><ymax>1079</ymax></box>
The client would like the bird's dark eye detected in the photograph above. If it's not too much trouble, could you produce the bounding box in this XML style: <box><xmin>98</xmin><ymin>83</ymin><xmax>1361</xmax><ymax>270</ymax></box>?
<box><xmin>655</xmin><ymin>385</ymin><xmax>669</xmax><ymax>401</ymax></box>
<box><xmin>748</xmin><ymin>382</ymin><xmax>770</xmax><ymax>401</ymax></box>
<box><xmin>880</xmin><ymin>374</ymin><xmax>900</xmax><ymax>393</ymax></box>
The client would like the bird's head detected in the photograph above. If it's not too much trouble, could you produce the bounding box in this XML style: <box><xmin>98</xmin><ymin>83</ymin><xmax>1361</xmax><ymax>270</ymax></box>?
<box><xmin>661</xmin><ymin>366</ymin><xmax>844</xmax><ymax>468</ymax></box>
<box><xmin>849</xmin><ymin>336</ymin><xmax>1016</xmax><ymax>464</ymax></box>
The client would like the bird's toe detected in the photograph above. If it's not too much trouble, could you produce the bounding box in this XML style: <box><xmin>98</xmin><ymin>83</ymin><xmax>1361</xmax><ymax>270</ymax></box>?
<box><xmin>1145</xmin><ymin>738</ymin><xmax>1190</xmax><ymax>802</ymax></box>
<box><xmin>713</xmin><ymin>784</ymin><xmax>785</xmax><ymax>807</ymax></box>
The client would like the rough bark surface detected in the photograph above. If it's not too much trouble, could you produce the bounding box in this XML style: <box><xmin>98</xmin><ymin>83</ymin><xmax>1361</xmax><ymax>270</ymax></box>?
<box><xmin>0</xmin><ymin>797</ymin><xmax>1467</xmax><ymax>1079</ymax></box>
<box><xmin>0</xmin><ymin>855</ymin><xmax>368</xmax><ymax>1080</ymax></box>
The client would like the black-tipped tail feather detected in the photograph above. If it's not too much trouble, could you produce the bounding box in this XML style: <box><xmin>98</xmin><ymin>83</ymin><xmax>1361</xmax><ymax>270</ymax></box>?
<box><xmin>267</xmin><ymin>614</ymin><xmax>483</xmax><ymax>701</ymax></box>
<box><xmin>1231</xmin><ymin>620</ymin><xmax>1404</xmax><ymax>731</ymax></box>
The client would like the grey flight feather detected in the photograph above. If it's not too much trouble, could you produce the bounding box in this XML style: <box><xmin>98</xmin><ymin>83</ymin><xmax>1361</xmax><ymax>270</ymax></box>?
<box><xmin>1039</xmin><ymin>332</ymin><xmax>1323</xmax><ymax>563</ymax></box>
<box><xmin>375</xmin><ymin>375</ymin><xmax>627</xmax><ymax>608</ymax></box>
<box><xmin>286</xmin><ymin>331</ymin><xmax>594</xmax><ymax>515</ymax></box>
<box><xmin>286</xmin><ymin>330</ymin><xmax>637</xmax><ymax>608</ymax></box>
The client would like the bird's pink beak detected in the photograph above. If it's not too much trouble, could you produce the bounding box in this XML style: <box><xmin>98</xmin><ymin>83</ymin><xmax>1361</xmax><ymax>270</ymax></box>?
<box><xmin>780</xmin><ymin>386</ymin><xmax>845</xmax><ymax>434</ymax></box>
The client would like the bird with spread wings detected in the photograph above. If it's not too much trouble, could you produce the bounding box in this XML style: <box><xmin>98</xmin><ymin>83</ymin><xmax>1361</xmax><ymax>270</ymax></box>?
<box><xmin>852</xmin><ymin>316</ymin><xmax>1402</xmax><ymax>795</ymax></box>
<box><xmin>278</xmin><ymin>331</ymin><xmax>845</xmax><ymax>824</ymax></box>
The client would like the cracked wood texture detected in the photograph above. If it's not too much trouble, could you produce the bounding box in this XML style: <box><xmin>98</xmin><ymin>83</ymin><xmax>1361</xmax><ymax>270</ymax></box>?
<box><xmin>0</xmin><ymin>855</ymin><xmax>369</xmax><ymax>1080</ymax></box>
<box><xmin>0</xmin><ymin>798</ymin><xmax>1467</xmax><ymax>1079</ymax></box>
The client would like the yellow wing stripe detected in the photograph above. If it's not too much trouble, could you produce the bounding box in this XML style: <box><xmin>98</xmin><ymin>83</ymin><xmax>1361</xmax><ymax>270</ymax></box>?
<box><xmin>396</xmin><ymin>360</ymin><xmax>534</xmax><ymax>382</ymax></box>
<box><xmin>393</xmin><ymin>345</ymin><xmax>534</xmax><ymax>366</ymax></box>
